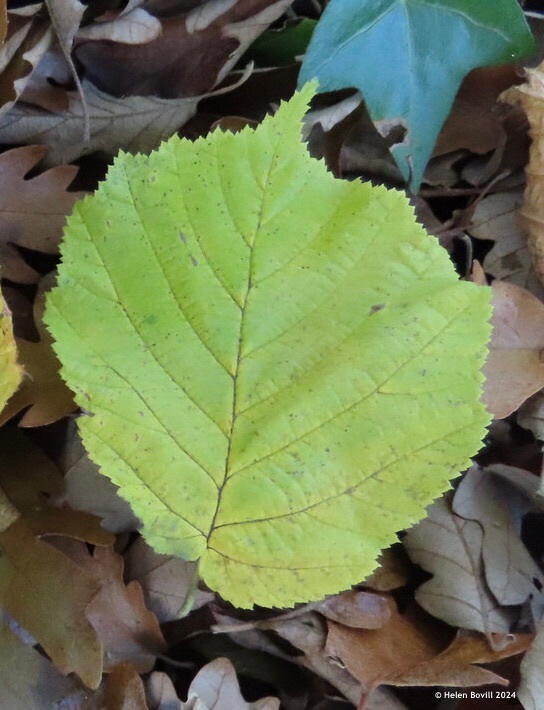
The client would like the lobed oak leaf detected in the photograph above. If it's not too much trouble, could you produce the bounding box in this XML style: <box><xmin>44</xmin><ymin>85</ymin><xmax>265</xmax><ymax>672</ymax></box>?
<box><xmin>0</xmin><ymin>144</ymin><xmax>84</xmax><ymax>283</ymax></box>
<box><xmin>57</xmin><ymin>539</ymin><xmax>167</xmax><ymax>672</ymax></box>
<box><xmin>403</xmin><ymin>497</ymin><xmax>516</xmax><ymax>635</ymax></box>
<box><xmin>182</xmin><ymin>658</ymin><xmax>279</xmax><ymax>710</ymax></box>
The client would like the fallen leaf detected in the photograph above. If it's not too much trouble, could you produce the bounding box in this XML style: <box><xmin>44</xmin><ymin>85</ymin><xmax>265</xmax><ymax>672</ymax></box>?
<box><xmin>0</xmin><ymin>282</ymin><xmax>75</xmax><ymax>427</ymax></box>
<box><xmin>74</xmin><ymin>0</ymin><xmax>292</xmax><ymax>98</ymax></box>
<box><xmin>518</xmin><ymin>621</ymin><xmax>544</xmax><ymax>710</ymax></box>
<box><xmin>0</xmin><ymin>144</ymin><xmax>83</xmax><ymax>283</ymax></box>
<box><xmin>517</xmin><ymin>391</ymin><xmax>544</xmax><ymax>445</ymax></box>
<box><xmin>124</xmin><ymin>536</ymin><xmax>213</xmax><ymax>623</ymax></box>
<box><xmin>0</xmin><ymin>622</ymin><xmax>104</xmax><ymax>709</ymax></box>
<box><xmin>0</xmin><ymin>0</ymin><xmax>6</xmax><ymax>45</ymax></box>
<box><xmin>317</xmin><ymin>591</ymin><xmax>394</xmax><ymax>630</ymax></box>
<box><xmin>0</xmin><ymin>429</ymin><xmax>113</xmax><ymax>688</ymax></box>
<box><xmin>0</xmin><ymin>78</ymin><xmax>201</xmax><ymax>165</ymax></box>
<box><xmin>146</xmin><ymin>671</ymin><xmax>182</xmax><ymax>710</ymax></box>
<box><xmin>183</xmin><ymin>657</ymin><xmax>280</xmax><ymax>710</ymax></box>
<box><xmin>363</xmin><ymin>547</ymin><xmax>410</xmax><ymax>592</ymax></box>
<box><xmin>483</xmin><ymin>280</ymin><xmax>544</xmax><ymax>419</ymax></box>
<box><xmin>58</xmin><ymin>540</ymin><xmax>167</xmax><ymax>672</ymax></box>
<box><xmin>403</xmin><ymin>497</ymin><xmax>516</xmax><ymax>634</ymax></box>
<box><xmin>56</xmin><ymin>420</ymin><xmax>140</xmax><ymax>533</ymax></box>
<box><xmin>326</xmin><ymin>607</ymin><xmax>529</xmax><ymax>694</ymax></box>
<box><xmin>502</xmin><ymin>59</ymin><xmax>544</xmax><ymax>287</ymax></box>
<box><xmin>77</xmin><ymin>7</ymin><xmax>162</xmax><ymax>44</ymax></box>
<box><xmin>469</xmin><ymin>192</ymin><xmax>544</xmax><ymax>300</ymax></box>
<box><xmin>453</xmin><ymin>465</ymin><xmax>544</xmax><ymax>608</ymax></box>
<box><xmin>105</xmin><ymin>663</ymin><xmax>148</xmax><ymax>710</ymax></box>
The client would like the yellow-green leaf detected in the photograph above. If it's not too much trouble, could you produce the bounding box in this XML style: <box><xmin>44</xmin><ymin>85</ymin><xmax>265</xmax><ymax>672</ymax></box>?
<box><xmin>45</xmin><ymin>85</ymin><xmax>491</xmax><ymax>608</ymax></box>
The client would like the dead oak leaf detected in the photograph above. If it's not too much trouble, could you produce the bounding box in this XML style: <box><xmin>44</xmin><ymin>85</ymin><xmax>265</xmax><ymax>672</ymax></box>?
<box><xmin>403</xmin><ymin>497</ymin><xmax>516</xmax><ymax>635</ymax></box>
<box><xmin>0</xmin><ymin>144</ymin><xmax>83</xmax><ymax>283</ymax></box>
<box><xmin>105</xmin><ymin>663</ymin><xmax>148</xmax><ymax>710</ymax></box>
<box><xmin>0</xmin><ymin>78</ymin><xmax>201</xmax><ymax>165</ymax></box>
<box><xmin>0</xmin><ymin>428</ymin><xmax>113</xmax><ymax>688</ymax></box>
<box><xmin>57</xmin><ymin>539</ymin><xmax>167</xmax><ymax>673</ymax></box>
<box><xmin>483</xmin><ymin>281</ymin><xmax>544</xmax><ymax>419</ymax></box>
<box><xmin>182</xmin><ymin>658</ymin><xmax>279</xmax><ymax>710</ymax></box>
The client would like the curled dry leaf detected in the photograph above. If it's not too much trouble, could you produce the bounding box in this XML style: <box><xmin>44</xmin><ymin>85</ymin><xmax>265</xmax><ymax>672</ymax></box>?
<box><xmin>0</xmin><ymin>144</ymin><xmax>83</xmax><ymax>283</ymax></box>
<box><xmin>0</xmin><ymin>79</ymin><xmax>201</xmax><ymax>165</ymax></box>
<box><xmin>56</xmin><ymin>540</ymin><xmax>167</xmax><ymax>673</ymax></box>
<box><xmin>453</xmin><ymin>466</ymin><xmax>544</xmax><ymax>609</ymax></box>
<box><xmin>403</xmin><ymin>497</ymin><xmax>516</xmax><ymax>635</ymax></box>
<box><xmin>105</xmin><ymin>663</ymin><xmax>148</xmax><ymax>710</ymax></box>
<box><xmin>0</xmin><ymin>429</ymin><xmax>113</xmax><ymax>689</ymax></box>
<box><xmin>57</xmin><ymin>420</ymin><xmax>140</xmax><ymax>534</ymax></box>
<box><xmin>77</xmin><ymin>7</ymin><xmax>162</xmax><ymax>44</ymax></box>
<box><xmin>483</xmin><ymin>280</ymin><xmax>544</xmax><ymax>419</ymax></box>
<box><xmin>124</xmin><ymin>536</ymin><xmax>214</xmax><ymax>623</ymax></box>
<box><xmin>183</xmin><ymin>657</ymin><xmax>279</xmax><ymax>710</ymax></box>
<box><xmin>518</xmin><ymin>622</ymin><xmax>544</xmax><ymax>710</ymax></box>
<box><xmin>74</xmin><ymin>0</ymin><xmax>292</xmax><ymax>98</ymax></box>
<box><xmin>0</xmin><ymin>622</ymin><xmax>104</xmax><ymax>710</ymax></box>
<box><xmin>0</xmin><ymin>285</ymin><xmax>75</xmax><ymax>427</ymax></box>
<box><xmin>469</xmin><ymin>192</ymin><xmax>544</xmax><ymax>301</ymax></box>
<box><xmin>502</xmin><ymin>60</ymin><xmax>544</xmax><ymax>287</ymax></box>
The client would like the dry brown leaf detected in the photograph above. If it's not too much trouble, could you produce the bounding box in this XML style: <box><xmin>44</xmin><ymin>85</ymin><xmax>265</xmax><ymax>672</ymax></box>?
<box><xmin>469</xmin><ymin>192</ymin><xmax>544</xmax><ymax>300</ymax></box>
<box><xmin>453</xmin><ymin>465</ymin><xmax>544</xmax><ymax>609</ymax></box>
<box><xmin>317</xmin><ymin>591</ymin><xmax>394</xmax><ymax>630</ymax></box>
<box><xmin>518</xmin><ymin>622</ymin><xmax>544</xmax><ymax>710</ymax></box>
<box><xmin>0</xmin><ymin>78</ymin><xmax>201</xmax><ymax>165</ymax></box>
<box><xmin>0</xmin><ymin>10</ymin><xmax>54</xmax><ymax>118</ymax></box>
<box><xmin>483</xmin><ymin>280</ymin><xmax>544</xmax><ymax>419</ymax></box>
<box><xmin>57</xmin><ymin>420</ymin><xmax>140</xmax><ymax>534</ymax></box>
<box><xmin>106</xmin><ymin>663</ymin><xmax>148</xmax><ymax>710</ymax></box>
<box><xmin>0</xmin><ymin>622</ymin><xmax>104</xmax><ymax>709</ymax></box>
<box><xmin>0</xmin><ymin>284</ymin><xmax>75</xmax><ymax>427</ymax></box>
<box><xmin>502</xmin><ymin>61</ymin><xmax>544</xmax><ymax>287</ymax></box>
<box><xmin>403</xmin><ymin>497</ymin><xmax>516</xmax><ymax>635</ymax></box>
<box><xmin>363</xmin><ymin>547</ymin><xmax>410</xmax><ymax>592</ymax></box>
<box><xmin>0</xmin><ymin>428</ymin><xmax>114</xmax><ymax>688</ymax></box>
<box><xmin>182</xmin><ymin>657</ymin><xmax>280</xmax><ymax>710</ymax></box>
<box><xmin>77</xmin><ymin>7</ymin><xmax>162</xmax><ymax>44</ymax></box>
<box><xmin>0</xmin><ymin>0</ymin><xmax>6</xmax><ymax>45</ymax></box>
<box><xmin>58</xmin><ymin>540</ymin><xmax>167</xmax><ymax>672</ymax></box>
<box><xmin>326</xmin><ymin>605</ymin><xmax>529</xmax><ymax>696</ymax></box>
<box><xmin>0</xmin><ymin>144</ymin><xmax>83</xmax><ymax>283</ymax></box>
<box><xmin>146</xmin><ymin>671</ymin><xmax>182</xmax><ymax>710</ymax></box>
<box><xmin>74</xmin><ymin>0</ymin><xmax>291</xmax><ymax>98</ymax></box>
<box><xmin>124</xmin><ymin>536</ymin><xmax>213</xmax><ymax>622</ymax></box>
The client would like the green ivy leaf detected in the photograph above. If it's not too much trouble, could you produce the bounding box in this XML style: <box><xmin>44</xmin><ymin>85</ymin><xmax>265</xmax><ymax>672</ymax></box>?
<box><xmin>298</xmin><ymin>0</ymin><xmax>535</xmax><ymax>190</ymax></box>
<box><xmin>45</xmin><ymin>85</ymin><xmax>491</xmax><ymax>608</ymax></box>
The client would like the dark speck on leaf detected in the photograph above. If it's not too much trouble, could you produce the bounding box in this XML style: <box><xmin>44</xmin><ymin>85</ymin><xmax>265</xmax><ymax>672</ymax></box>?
<box><xmin>179</xmin><ymin>232</ymin><xmax>188</xmax><ymax>244</ymax></box>
<box><xmin>370</xmin><ymin>304</ymin><xmax>385</xmax><ymax>315</ymax></box>
<box><xmin>190</xmin><ymin>255</ymin><xmax>199</xmax><ymax>267</ymax></box>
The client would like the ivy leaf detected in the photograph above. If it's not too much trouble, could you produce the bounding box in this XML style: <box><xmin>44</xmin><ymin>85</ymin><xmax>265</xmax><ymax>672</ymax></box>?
<box><xmin>45</xmin><ymin>85</ymin><xmax>491</xmax><ymax>609</ymax></box>
<box><xmin>298</xmin><ymin>0</ymin><xmax>535</xmax><ymax>190</ymax></box>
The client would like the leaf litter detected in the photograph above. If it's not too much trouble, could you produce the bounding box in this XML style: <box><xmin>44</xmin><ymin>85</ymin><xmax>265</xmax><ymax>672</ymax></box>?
<box><xmin>2</xmin><ymin>0</ymin><xmax>544</xmax><ymax>708</ymax></box>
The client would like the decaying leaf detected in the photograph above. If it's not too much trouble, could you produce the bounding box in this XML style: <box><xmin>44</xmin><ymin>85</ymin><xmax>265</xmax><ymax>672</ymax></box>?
<box><xmin>45</xmin><ymin>85</ymin><xmax>491</xmax><ymax>608</ymax></box>
<box><xmin>469</xmin><ymin>192</ymin><xmax>544</xmax><ymax>300</ymax></box>
<box><xmin>0</xmin><ymin>622</ymin><xmax>104</xmax><ymax>710</ymax></box>
<box><xmin>317</xmin><ymin>590</ymin><xmax>394</xmax><ymax>630</ymax></box>
<box><xmin>518</xmin><ymin>622</ymin><xmax>544</xmax><ymax>710</ymax></box>
<box><xmin>326</xmin><ymin>605</ymin><xmax>528</xmax><ymax>694</ymax></box>
<box><xmin>0</xmin><ymin>79</ymin><xmax>202</xmax><ymax>165</ymax></box>
<box><xmin>182</xmin><ymin>657</ymin><xmax>280</xmax><ymax>710</ymax></box>
<box><xmin>0</xmin><ymin>282</ymin><xmax>75</xmax><ymax>427</ymax></box>
<box><xmin>453</xmin><ymin>465</ymin><xmax>544</xmax><ymax>609</ymax></box>
<box><xmin>76</xmin><ymin>7</ymin><xmax>162</xmax><ymax>44</ymax></box>
<box><xmin>483</xmin><ymin>280</ymin><xmax>544</xmax><ymax>419</ymax></box>
<box><xmin>146</xmin><ymin>671</ymin><xmax>182</xmax><ymax>710</ymax></box>
<box><xmin>56</xmin><ymin>420</ymin><xmax>140</xmax><ymax>533</ymax></box>
<box><xmin>0</xmin><ymin>280</ymin><xmax>21</xmax><ymax>416</ymax></box>
<box><xmin>124</xmin><ymin>536</ymin><xmax>214</xmax><ymax>623</ymax></box>
<box><xmin>56</xmin><ymin>539</ymin><xmax>167</xmax><ymax>672</ymax></box>
<box><xmin>105</xmin><ymin>663</ymin><xmax>148</xmax><ymax>710</ymax></box>
<box><xmin>502</xmin><ymin>59</ymin><xmax>544</xmax><ymax>287</ymax></box>
<box><xmin>0</xmin><ymin>144</ymin><xmax>83</xmax><ymax>283</ymax></box>
<box><xmin>403</xmin><ymin>497</ymin><xmax>516</xmax><ymax>634</ymax></box>
<box><xmin>0</xmin><ymin>429</ymin><xmax>113</xmax><ymax>688</ymax></box>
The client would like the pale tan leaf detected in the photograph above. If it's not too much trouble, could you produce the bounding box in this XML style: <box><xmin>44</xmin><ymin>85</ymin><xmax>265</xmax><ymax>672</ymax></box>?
<box><xmin>77</xmin><ymin>7</ymin><xmax>162</xmax><ymax>44</ymax></box>
<box><xmin>519</xmin><ymin>622</ymin><xmax>544</xmax><ymax>710</ymax></box>
<box><xmin>106</xmin><ymin>663</ymin><xmax>148</xmax><ymax>710</ymax></box>
<box><xmin>483</xmin><ymin>281</ymin><xmax>544</xmax><ymax>418</ymax></box>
